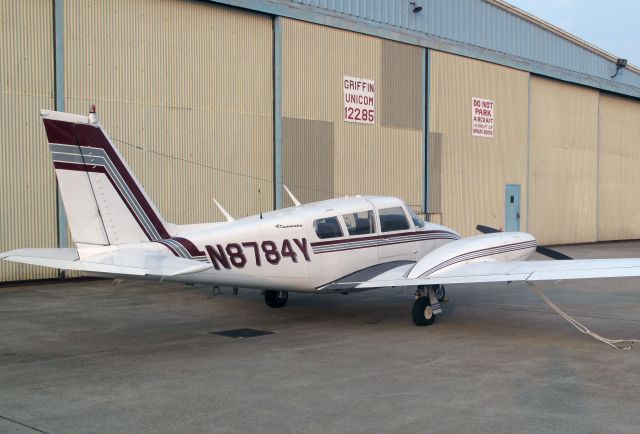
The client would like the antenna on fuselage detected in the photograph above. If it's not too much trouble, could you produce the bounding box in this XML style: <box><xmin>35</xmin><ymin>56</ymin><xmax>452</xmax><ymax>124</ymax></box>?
<box><xmin>212</xmin><ymin>198</ymin><xmax>235</xmax><ymax>222</ymax></box>
<box><xmin>283</xmin><ymin>184</ymin><xmax>301</xmax><ymax>207</ymax></box>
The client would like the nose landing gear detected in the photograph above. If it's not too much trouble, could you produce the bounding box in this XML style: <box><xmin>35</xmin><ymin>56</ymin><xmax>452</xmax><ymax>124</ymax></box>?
<box><xmin>412</xmin><ymin>285</ymin><xmax>444</xmax><ymax>326</ymax></box>
<box><xmin>265</xmin><ymin>290</ymin><xmax>288</xmax><ymax>308</ymax></box>
<box><xmin>434</xmin><ymin>284</ymin><xmax>446</xmax><ymax>303</ymax></box>
<box><xmin>412</xmin><ymin>296</ymin><xmax>435</xmax><ymax>326</ymax></box>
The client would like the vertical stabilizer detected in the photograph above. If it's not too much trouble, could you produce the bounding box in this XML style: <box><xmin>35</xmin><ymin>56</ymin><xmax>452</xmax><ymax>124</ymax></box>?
<box><xmin>41</xmin><ymin>109</ymin><xmax>175</xmax><ymax>246</ymax></box>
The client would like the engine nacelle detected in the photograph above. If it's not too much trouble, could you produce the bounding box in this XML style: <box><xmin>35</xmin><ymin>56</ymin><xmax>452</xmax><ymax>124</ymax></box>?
<box><xmin>407</xmin><ymin>232</ymin><xmax>537</xmax><ymax>279</ymax></box>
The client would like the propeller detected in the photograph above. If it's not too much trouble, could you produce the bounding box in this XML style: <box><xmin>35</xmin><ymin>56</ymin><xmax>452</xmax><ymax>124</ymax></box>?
<box><xmin>534</xmin><ymin>245</ymin><xmax>573</xmax><ymax>261</ymax></box>
<box><xmin>476</xmin><ymin>224</ymin><xmax>501</xmax><ymax>234</ymax></box>
<box><xmin>475</xmin><ymin>225</ymin><xmax>572</xmax><ymax>260</ymax></box>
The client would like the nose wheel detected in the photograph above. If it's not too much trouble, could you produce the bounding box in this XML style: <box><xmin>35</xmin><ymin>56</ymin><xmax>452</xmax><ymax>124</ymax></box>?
<box><xmin>412</xmin><ymin>297</ymin><xmax>435</xmax><ymax>326</ymax></box>
<box><xmin>412</xmin><ymin>286</ymin><xmax>444</xmax><ymax>326</ymax></box>
<box><xmin>265</xmin><ymin>290</ymin><xmax>288</xmax><ymax>308</ymax></box>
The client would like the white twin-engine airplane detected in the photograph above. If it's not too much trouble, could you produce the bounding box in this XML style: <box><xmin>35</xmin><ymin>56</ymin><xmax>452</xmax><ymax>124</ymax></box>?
<box><xmin>4</xmin><ymin>108</ymin><xmax>640</xmax><ymax>339</ymax></box>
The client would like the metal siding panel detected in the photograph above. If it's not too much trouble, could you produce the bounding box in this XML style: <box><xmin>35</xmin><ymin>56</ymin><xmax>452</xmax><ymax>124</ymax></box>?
<box><xmin>274</xmin><ymin>16</ymin><xmax>283</xmax><ymax>209</ymax></box>
<box><xmin>281</xmin><ymin>19</ymin><xmax>423</xmax><ymax>209</ymax></box>
<box><xmin>0</xmin><ymin>1</ymin><xmax>57</xmax><ymax>282</ymax></box>
<box><xmin>529</xmin><ymin>76</ymin><xmax>599</xmax><ymax>244</ymax></box>
<box><xmin>427</xmin><ymin>132</ymin><xmax>443</xmax><ymax>216</ymax></box>
<box><xmin>282</xmin><ymin>118</ymin><xmax>334</xmax><ymax>205</ymax></box>
<box><xmin>428</xmin><ymin>50</ymin><xmax>529</xmax><ymax>237</ymax></box>
<box><xmin>65</xmin><ymin>0</ymin><xmax>274</xmax><ymax>225</ymax></box>
<box><xmin>282</xmin><ymin>0</ymin><xmax>640</xmax><ymax>91</ymax></box>
<box><xmin>597</xmin><ymin>94</ymin><xmax>640</xmax><ymax>240</ymax></box>
<box><xmin>380</xmin><ymin>40</ymin><xmax>422</xmax><ymax>130</ymax></box>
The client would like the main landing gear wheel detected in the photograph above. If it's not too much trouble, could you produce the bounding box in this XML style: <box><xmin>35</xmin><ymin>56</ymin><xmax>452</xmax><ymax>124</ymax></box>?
<box><xmin>265</xmin><ymin>290</ymin><xmax>288</xmax><ymax>308</ymax></box>
<box><xmin>412</xmin><ymin>297</ymin><xmax>435</xmax><ymax>326</ymax></box>
<box><xmin>435</xmin><ymin>285</ymin><xmax>446</xmax><ymax>303</ymax></box>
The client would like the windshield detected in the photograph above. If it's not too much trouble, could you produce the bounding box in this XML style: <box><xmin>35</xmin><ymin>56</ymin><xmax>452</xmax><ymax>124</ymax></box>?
<box><xmin>407</xmin><ymin>207</ymin><xmax>425</xmax><ymax>228</ymax></box>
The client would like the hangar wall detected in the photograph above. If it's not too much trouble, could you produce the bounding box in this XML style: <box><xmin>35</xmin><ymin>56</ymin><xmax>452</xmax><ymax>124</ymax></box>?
<box><xmin>3</xmin><ymin>0</ymin><xmax>640</xmax><ymax>283</ymax></box>
<box><xmin>428</xmin><ymin>51</ymin><xmax>529</xmax><ymax>237</ymax></box>
<box><xmin>0</xmin><ymin>1</ymin><xmax>57</xmax><ymax>281</ymax></box>
<box><xmin>528</xmin><ymin>77</ymin><xmax>599</xmax><ymax>245</ymax></box>
<box><xmin>64</xmin><ymin>0</ymin><xmax>274</xmax><ymax>224</ymax></box>
<box><xmin>428</xmin><ymin>51</ymin><xmax>640</xmax><ymax>245</ymax></box>
<box><xmin>597</xmin><ymin>94</ymin><xmax>640</xmax><ymax>241</ymax></box>
<box><xmin>281</xmin><ymin>19</ymin><xmax>424</xmax><ymax>209</ymax></box>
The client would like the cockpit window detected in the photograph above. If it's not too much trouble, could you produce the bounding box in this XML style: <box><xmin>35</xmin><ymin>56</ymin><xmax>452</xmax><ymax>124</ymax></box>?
<box><xmin>313</xmin><ymin>217</ymin><xmax>343</xmax><ymax>239</ymax></box>
<box><xmin>342</xmin><ymin>210</ymin><xmax>375</xmax><ymax>236</ymax></box>
<box><xmin>408</xmin><ymin>207</ymin><xmax>425</xmax><ymax>228</ymax></box>
<box><xmin>379</xmin><ymin>207</ymin><xmax>410</xmax><ymax>232</ymax></box>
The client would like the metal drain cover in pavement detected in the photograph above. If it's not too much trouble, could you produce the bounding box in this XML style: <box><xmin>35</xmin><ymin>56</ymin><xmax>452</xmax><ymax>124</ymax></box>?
<box><xmin>211</xmin><ymin>328</ymin><xmax>274</xmax><ymax>339</ymax></box>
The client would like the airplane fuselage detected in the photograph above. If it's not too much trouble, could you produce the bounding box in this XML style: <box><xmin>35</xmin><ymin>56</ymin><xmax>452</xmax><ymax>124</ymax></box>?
<box><xmin>93</xmin><ymin>195</ymin><xmax>535</xmax><ymax>293</ymax></box>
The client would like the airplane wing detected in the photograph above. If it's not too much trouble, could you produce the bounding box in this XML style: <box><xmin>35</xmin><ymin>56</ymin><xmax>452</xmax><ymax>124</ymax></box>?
<box><xmin>0</xmin><ymin>248</ymin><xmax>211</xmax><ymax>277</ymax></box>
<box><xmin>350</xmin><ymin>258</ymin><xmax>640</xmax><ymax>289</ymax></box>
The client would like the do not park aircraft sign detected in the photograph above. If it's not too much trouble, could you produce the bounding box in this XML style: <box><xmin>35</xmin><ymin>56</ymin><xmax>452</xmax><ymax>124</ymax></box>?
<box><xmin>472</xmin><ymin>97</ymin><xmax>495</xmax><ymax>138</ymax></box>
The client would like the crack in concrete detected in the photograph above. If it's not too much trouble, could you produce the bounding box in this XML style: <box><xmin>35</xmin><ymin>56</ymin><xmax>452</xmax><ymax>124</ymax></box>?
<box><xmin>0</xmin><ymin>414</ymin><xmax>51</xmax><ymax>434</ymax></box>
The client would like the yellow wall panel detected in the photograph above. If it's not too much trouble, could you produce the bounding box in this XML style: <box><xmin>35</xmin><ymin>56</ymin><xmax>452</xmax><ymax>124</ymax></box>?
<box><xmin>597</xmin><ymin>93</ymin><xmax>640</xmax><ymax>240</ymax></box>
<box><xmin>281</xmin><ymin>19</ymin><xmax>423</xmax><ymax>208</ymax></box>
<box><xmin>529</xmin><ymin>76</ymin><xmax>598</xmax><ymax>244</ymax></box>
<box><xmin>0</xmin><ymin>1</ymin><xmax>57</xmax><ymax>282</ymax></box>
<box><xmin>429</xmin><ymin>51</ymin><xmax>529</xmax><ymax>236</ymax></box>
<box><xmin>65</xmin><ymin>0</ymin><xmax>274</xmax><ymax>223</ymax></box>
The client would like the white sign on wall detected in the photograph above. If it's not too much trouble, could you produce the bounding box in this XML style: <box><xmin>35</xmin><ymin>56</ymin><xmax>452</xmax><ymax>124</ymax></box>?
<box><xmin>343</xmin><ymin>76</ymin><xmax>375</xmax><ymax>125</ymax></box>
<box><xmin>472</xmin><ymin>97</ymin><xmax>495</xmax><ymax>138</ymax></box>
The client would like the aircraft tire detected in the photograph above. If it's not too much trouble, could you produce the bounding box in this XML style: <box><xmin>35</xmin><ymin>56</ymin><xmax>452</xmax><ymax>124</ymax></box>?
<box><xmin>435</xmin><ymin>285</ymin><xmax>446</xmax><ymax>302</ymax></box>
<box><xmin>412</xmin><ymin>297</ymin><xmax>435</xmax><ymax>326</ymax></box>
<box><xmin>265</xmin><ymin>290</ymin><xmax>288</xmax><ymax>308</ymax></box>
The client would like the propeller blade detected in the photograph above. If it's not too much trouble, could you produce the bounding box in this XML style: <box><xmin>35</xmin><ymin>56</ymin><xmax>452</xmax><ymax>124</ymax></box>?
<box><xmin>535</xmin><ymin>245</ymin><xmax>572</xmax><ymax>261</ymax></box>
<box><xmin>476</xmin><ymin>224</ymin><xmax>501</xmax><ymax>234</ymax></box>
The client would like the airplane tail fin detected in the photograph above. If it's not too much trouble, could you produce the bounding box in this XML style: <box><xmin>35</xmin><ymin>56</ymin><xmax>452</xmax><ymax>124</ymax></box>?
<box><xmin>41</xmin><ymin>109</ymin><xmax>175</xmax><ymax>246</ymax></box>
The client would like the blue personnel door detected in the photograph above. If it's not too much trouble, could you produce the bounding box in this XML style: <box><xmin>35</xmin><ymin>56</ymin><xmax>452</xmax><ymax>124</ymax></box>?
<box><xmin>505</xmin><ymin>184</ymin><xmax>521</xmax><ymax>232</ymax></box>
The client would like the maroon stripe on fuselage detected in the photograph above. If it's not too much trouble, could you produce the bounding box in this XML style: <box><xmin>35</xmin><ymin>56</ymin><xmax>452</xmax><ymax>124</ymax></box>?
<box><xmin>172</xmin><ymin>237</ymin><xmax>206</xmax><ymax>256</ymax></box>
<box><xmin>52</xmin><ymin>161</ymin><xmax>154</xmax><ymax>240</ymax></box>
<box><xmin>311</xmin><ymin>236</ymin><xmax>457</xmax><ymax>254</ymax></box>
<box><xmin>310</xmin><ymin>230</ymin><xmax>458</xmax><ymax>247</ymax></box>
<box><xmin>44</xmin><ymin>119</ymin><xmax>170</xmax><ymax>239</ymax></box>
<box><xmin>156</xmin><ymin>240</ymin><xmax>180</xmax><ymax>257</ymax></box>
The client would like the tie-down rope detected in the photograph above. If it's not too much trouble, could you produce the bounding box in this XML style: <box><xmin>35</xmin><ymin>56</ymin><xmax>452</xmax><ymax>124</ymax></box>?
<box><xmin>527</xmin><ymin>281</ymin><xmax>640</xmax><ymax>350</ymax></box>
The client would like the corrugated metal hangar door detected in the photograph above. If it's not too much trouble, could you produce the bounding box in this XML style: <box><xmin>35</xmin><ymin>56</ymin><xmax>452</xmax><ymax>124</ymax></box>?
<box><xmin>428</xmin><ymin>51</ymin><xmax>529</xmax><ymax>237</ymax></box>
<box><xmin>1</xmin><ymin>1</ymin><xmax>57</xmax><ymax>282</ymax></box>
<box><xmin>65</xmin><ymin>0</ymin><xmax>274</xmax><ymax>225</ymax></box>
<box><xmin>529</xmin><ymin>76</ymin><xmax>598</xmax><ymax>245</ymax></box>
<box><xmin>281</xmin><ymin>19</ymin><xmax>424</xmax><ymax>209</ymax></box>
<box><xmin>597</xmin><ymin>93</ymin><xmax>640</xmax><ymax>241</ymax></box>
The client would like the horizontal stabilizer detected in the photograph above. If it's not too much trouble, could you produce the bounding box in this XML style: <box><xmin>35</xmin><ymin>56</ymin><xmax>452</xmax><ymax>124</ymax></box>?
<box><xmin>1</xmin><ymin>248</ymin><xmax>211</xmax><ymax>277</ymax></box>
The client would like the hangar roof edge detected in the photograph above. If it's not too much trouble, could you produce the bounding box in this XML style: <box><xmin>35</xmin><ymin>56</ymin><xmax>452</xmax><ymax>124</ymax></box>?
<box><xmin>486</xmin><ymin>0</ymin><xmax>640</xmax><ymax>73</ymax></box>
<box><xmin>208</xmin><ymin>0</ymin><xmax>640</xmax><ymax>99</ymax></box>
